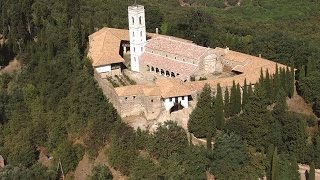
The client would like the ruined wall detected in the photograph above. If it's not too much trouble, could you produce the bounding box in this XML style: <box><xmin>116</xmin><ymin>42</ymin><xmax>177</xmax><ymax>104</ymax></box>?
<box><xmin>94</xmin><ymin>70</ymin><xmax>121</xmax><ymax>112</ymax></box>
<box><xmin>118</xmin><ymin>94</ymin><xmax>163</xmax><ymax>120</ymax></box>
<box><xmin>144</xmin><ymin>96</ymin><xmax>163</xmax><ymax>120</ymax></box>
<box><xmin>119</xmin><ymin>95</ymin><xmax>145</xmax><ymax>117</ymax></box>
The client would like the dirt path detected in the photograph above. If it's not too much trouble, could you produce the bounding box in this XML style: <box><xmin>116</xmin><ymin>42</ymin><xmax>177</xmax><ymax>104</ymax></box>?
<box><xmin>74</xmin><ymin>145</ymin><xmax>127</xmax><ymax>180</ymax></box>
<box><xmin>0</xmin><ymin>59</ymin><xmax>21</xmax><ymax>75</ymax></box>
<box><xmin>287</xmin><ymin>91</ymin><xmax>314</xmax><ymax>116</ymax></box>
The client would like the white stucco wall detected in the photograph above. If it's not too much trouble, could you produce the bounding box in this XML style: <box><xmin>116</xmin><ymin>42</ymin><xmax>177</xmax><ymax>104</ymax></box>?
<box><xmin>163</xmin><ymin>96</ymin><xmax>189</xmax><ymax>111</ymax></box>
<box><xmin>95</xmin><ymin>65</ymin><xmax>111</xmax><ymax>73</ymax></box>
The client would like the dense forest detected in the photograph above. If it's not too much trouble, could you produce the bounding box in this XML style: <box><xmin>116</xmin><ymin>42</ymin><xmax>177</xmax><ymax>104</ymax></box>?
<box><xmin>0</xmin><ymin>0</ymin><xmax>320</xmax><ymax>179</ymax></box>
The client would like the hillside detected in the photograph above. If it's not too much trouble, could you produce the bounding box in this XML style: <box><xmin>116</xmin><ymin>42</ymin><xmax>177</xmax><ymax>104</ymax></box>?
<box><xmin>0</xmin><ymin>0</ymin><xmax>319</xmax><ymax>179</ymax></box>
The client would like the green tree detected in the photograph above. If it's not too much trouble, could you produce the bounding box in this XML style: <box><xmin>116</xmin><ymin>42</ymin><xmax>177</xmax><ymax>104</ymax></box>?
<box><xmin>242</xmin><ymin>79</ymin><xmax>248</xmax><ymax>109</ymax></box>
<box><xmin>314</xmin><ymin>135</ymin><xmax>320</xmax><ymax>168</ymax></box>
<box><xmin>88</xmin><ymin>165</ymin><xmax>113</xmax><ymax>180</ymax></box>
<box><xmin>299</xmin><ymin>65</ymin><xmax>306</xmax><ymax>81</ymax></box>
<box><xmin>277</xmin><ymin>154</ymin><xmax>300</xmax><ymax>180</ymax></box>
<box><xmin>309</xmin><ymin>162</ymin><xmax>315</xmax><ymax>180</ymax></box>
<box><xmin>266</xmin><ymin>144</ymin><xmax>275</xmax><ymax>180</ymax></box>
<box><xmin>229</xmin><ymin>81</ymin><xmax>238</xmax><ymax>116</ymax></box>
<box><xmin>129</xmin><ymin>157</ymin><xmax>160</xmax><ymax>180</ymax></box>
<box><xmin>107</xmin><ymin>123</ymin><xmax>137</xmax><ymax>175</ymax></box>
<box><xmin>271</xmin><ymin>147</ymin><xmax>278</xmax><ymax>180</ymax></box>
<box><xmin>298</xmin><ymin>71</ymin><xmax>320</xmax><ymax>103</ymax></box>
<box><xmin>211</xmin><ymin>132</ymin><xmax>263</xmax><ymax>180</ymax></box>
<box><xmin>54</xmin><ymin>140</ymin><xmax>78</xmax><ymax>173</ymax></box>
<box><xmin>215</xmin><ymin>83</ymin><xmax>224</xmax><ymax>129</ymax></box>
<box><xmin>280</xmin><ymin>112</ymin><xmax>307</xmax><ymax>161</ymax></box>
<box><xmin>236</xmin><ymin>83</ymin><xmax>242</xmax><ymax>113</ymax></box>
<box><xmin>265</xmin><ymin>69</ymin><xmax>272</xmax><ymax>101</ymax></box>
<box><xmin>149</xmin><ymin>121</ymin><xmax>188</xmax><ymax>158</ymax></box>
<box><xmin>312</xmin><ymin>97</ymin><xmax>320</xmax><ymax>117</ymax></box>
<box><xmin>224</xmin><ymin>87</ymin><xmax>230</xmax><ymax>117</ymax></box>
<box><xmin>188</xmin><ymin>84</ymin><xmax>215</xmax><ymax>138</ymax></box>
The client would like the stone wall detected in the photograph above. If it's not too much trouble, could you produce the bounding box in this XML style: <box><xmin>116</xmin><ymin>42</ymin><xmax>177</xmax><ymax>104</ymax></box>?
<box><xmin>94</xmin><ymin>70</ymin><xmax>121</xmax><ymax>112</ymax></box>
<box><xmin>118</xmin><ymin>94</ymin><xmax>163</xmax><ymax>120</ymax></box>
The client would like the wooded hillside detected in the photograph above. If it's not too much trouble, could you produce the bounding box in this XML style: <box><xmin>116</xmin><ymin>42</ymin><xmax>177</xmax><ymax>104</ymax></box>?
<box><xmin>0</xmin><ymin>0</ymin><xmax>319</xmax><ymax>179</ymax></box>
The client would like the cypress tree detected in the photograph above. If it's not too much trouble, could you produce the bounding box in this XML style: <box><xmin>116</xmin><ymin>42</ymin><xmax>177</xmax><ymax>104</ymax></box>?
<box><xmin>259</xmin><ymin>68</ymin><xmax>264</xmax><ymax>87</ymax></box>
<box><xmin>299</xmin><ymin>65</ymin><xmax>305</xmax><ymax>81</ymax></box>
<box><xmin>230</xmin><ymin>81</ymin><xmax>237</xmax><ymax>116</ymax></box>
<box><xmin>236</xmin><ymin>83</ymin><xmax>241</xmax><ymax>114</ymax></box>
<box><xmin>289</xmin><ymin>62</ymin><xmax>295</xmax><ymax>98</ymax></box>
<box><xmin>265</xmin><ymin>69</ymin><xmax>272</xmax><ymax>102</ymax></box>
<box><xmin>280</xmin><ymin>67</ymin><xmax>288</xmax><ymax>97</ymax></box>
<box><xmin>273</xmin><ymin>64</ymin><xmax>281</xmax><ymax>101</ymax></box>
<box><xmin>271</xmin><ymin>147</ymin><xmax>279</xmax><ymax>180</ymax></box>
<box><xmin>266</xmin><ymin>144</ymin><xmax>275</xmax><ymax>180</ymax></box>
<box><xmin>248</xmin><ymin>83</ymin><xmax>253</xmax><ymax>97</ymax></box>
<box><xmin>309</xmin><ymin>162</ymin><xmax>315</xmax><ymax>180</ymax></box>
<box><xmin>215</xmin><ymin>83</ymin><xmax>224</xmax><ymax>129</ymax></box>
<box><xmin>285</xmin><ymin>66</ymin><xmax>291</xmax><ymax>96</ymax></box>
<box><xmin>188</xmin><ymin>84</ymin><xmax>215</xmax><ymax>138</ymax></box>
<box><xmin>224</xmin><ymin>87</ymin><xmax>230</xmax><ymax>118</ymax></box>
<box><xmin>242</xmin><ymin>79</ymin><xmax>248</xmax><ymax>109</ymax></box>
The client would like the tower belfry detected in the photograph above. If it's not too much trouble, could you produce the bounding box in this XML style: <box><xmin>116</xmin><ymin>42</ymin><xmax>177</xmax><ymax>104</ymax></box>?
<box><xmin>128</xmin><ymin>2</ymin><xmax>146</xmax><ymax>72</ymax></box>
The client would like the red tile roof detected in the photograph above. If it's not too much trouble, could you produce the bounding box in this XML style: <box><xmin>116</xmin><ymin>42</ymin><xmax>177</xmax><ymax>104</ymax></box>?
<box><xmin>88</xmin><ymin>28</ymin><xmax>128</xmax><ymax>67</ymax></box>
<box><xmin>140</xmin><ymin>52</ymin><xmax>198</xmax><ymax>79</ymax></box>
<box><xmin>145</xmin><ymin>36</ymin><xmax>210</xmax><ymax>61</ymax></box>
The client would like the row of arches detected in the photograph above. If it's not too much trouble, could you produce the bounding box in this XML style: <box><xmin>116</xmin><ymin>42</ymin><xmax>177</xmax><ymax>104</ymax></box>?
<box><xmin>147</xmin><ymin>65</ymin><xmax>180</xmax><ymax>78</ymax></box>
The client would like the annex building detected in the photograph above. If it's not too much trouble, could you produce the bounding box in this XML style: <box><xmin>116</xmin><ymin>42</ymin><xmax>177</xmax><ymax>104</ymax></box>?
<box><xmin>88</xmin><ymin>3</ymin><xmax>286</xmax><ymax>122</ymax></box>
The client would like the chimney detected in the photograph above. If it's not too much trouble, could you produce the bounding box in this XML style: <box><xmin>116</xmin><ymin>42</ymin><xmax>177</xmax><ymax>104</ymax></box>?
<box><xmin>259</xmin><ymin>54</ymin><xmax>261</xmax><ymax>58</ymax></box>
<box><xmin>225</xmin><ymin>46</ymin><xmax>229</xmax><ymax>53</ymax></box>
<box><xmin>156</xmin><ymin>28</ymin><xmax>159</xmax><ymax>35</ymax></box>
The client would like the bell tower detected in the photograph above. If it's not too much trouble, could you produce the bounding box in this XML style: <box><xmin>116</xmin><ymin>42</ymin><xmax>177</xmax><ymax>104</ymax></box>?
<box><xmin>128</xmin><ymin>3</ymin><xmax>146</xmax><ymax>72</ymax></box>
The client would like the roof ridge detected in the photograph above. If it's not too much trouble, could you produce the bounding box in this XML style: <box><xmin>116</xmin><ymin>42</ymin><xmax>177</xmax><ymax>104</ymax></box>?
<box><xmin>155</xmin><ymin>36</ymin><xmax>208</xmax><ymax>49</ymax></box>
<box><xmin>143</xmin><ymin>51</ymin><xmax>198</xmax><ymax>67</ymax></box>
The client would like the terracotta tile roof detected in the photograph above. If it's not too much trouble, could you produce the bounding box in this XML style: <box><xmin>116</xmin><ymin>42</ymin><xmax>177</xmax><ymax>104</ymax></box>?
<box><xmin>116</xmin><ymin>48</ymin><xmax>287</xmax><ymax>98</ymax></box>
<box><xmin>145</xmin><ymin>36</ymin><xmax>210</xmax><ymax>61</ymax></box>
<box><xmin>140</xmin><ymin>52</ymin><xmax>198</xmax><ymax>79</ymax></box>
<box><xmin>115</xmin><ymin>78</ymin><xmax>194</xmax><ymax>98</ymax></box>
<box><xmin>88</xmin><ymin>28</ymin><xmax>129</xmax><ymax>67</ymax></box>
<box><xmin>155</xmin><ymin>78</ymin><xmax>195</xmax><ymax>98</ymax></box>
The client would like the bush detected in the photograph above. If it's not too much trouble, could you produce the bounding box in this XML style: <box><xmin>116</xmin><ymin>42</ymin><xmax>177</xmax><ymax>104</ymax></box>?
<box><xmin>87</xmin><ymin>165</ymin><xmax>113</xmax><ymax>180</ymax></box>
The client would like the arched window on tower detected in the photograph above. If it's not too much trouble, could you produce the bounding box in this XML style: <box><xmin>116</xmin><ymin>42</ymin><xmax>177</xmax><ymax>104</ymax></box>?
<box><xmin>139</xmin><ymin>16</ymin><xmax>142</xmax><ymax>25</ymax></box>
<box><xmin>140</xmin><ymin>31</ymin><xmax>142</xmax><ymax>37</ymax></box>
<box><xmin>132</xmin><ymin>17</ymin><xmax>134</xmax><ymax>25</ymax></box>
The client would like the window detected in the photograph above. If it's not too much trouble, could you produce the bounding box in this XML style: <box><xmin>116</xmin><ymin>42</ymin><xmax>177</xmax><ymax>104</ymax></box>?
<box><xmin>140</xmin><ymin>31</ymin><xmax>142</xmax><ymax>37</ymax></box>
<box><xmin>182</xmin><ymin>96</ymin><xmax>184</xmax><ymax>100</ymax></box>
<box><xmin>141</xmin><ymin>47</ymin><xmax>143</xmax><ymax>52</ymax></box>
<box><xmin>132</xmin><ymin>17</ymin><xmax>134</xmax><ymax>25</ymax></box>
<box><xmin>139</xmin><ymin>16</ymin><xmax>142</xmax><ymax>25</ymax></box>
<box><xmin>169</xmin><ymin>98</ymin><xmax>172</xmax><ymax>102</ymax></box>
<box><xmin>151</xmin><ymin>99</ymin><xmax>153</xmax><ymax>102</ymax></box>
<box><xmin>134</xmin><ymin>47</ymin><xmax>136</xmax><ymax>52</ymax></box>
<box><xmin>133</xmin><ymin>96</ymin><xmax>136</xmax><ymax>99</ymax></box>
<box><xmin>133</xmin><ymin>31</ymin><xmax>135</xmax><ymax>37</ymax></box>
<box><xmin>125</xmin><ymin>97</ymin><xmax>128</xmax><ymax>100</ymax></box>
<box><xmin>134</xmin><ymin>57</ymin><xmax>136</xmax><ymax>62</ymax></box>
